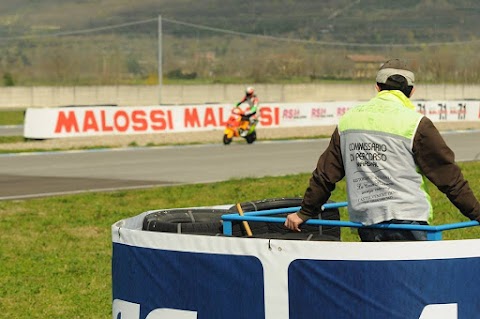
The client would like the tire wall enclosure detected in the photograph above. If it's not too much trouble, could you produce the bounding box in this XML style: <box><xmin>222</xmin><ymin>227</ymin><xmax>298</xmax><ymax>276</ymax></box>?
<box><xmin>113</xmin><ymin>201</ymin><xmax>480</xmax><ymax>319</ymax></box>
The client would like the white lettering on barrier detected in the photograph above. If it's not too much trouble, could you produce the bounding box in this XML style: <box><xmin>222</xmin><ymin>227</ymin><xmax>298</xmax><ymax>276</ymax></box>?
<box><xmin>419</xmin><ymin>303</ymin><xmax>457</xmax><ymax>319</ymax></box>
<box><xmin>113</xmin><ymin>298</ymin><xmax>457</xmax><ymax>318</ymax></box>
<box><xmin>146</xmin><ymin>309</ymin><xmax>198</xmax><ymax>319</ymax></box>
<box><xmin>112</xmin><ymin>299</ymin><xmax>139</xmax><ymax>319</ymax></box>
<box><xmin>112</xmin><ymin>299</ymin><xmax>198</xmax><ymax>319</ymax></box>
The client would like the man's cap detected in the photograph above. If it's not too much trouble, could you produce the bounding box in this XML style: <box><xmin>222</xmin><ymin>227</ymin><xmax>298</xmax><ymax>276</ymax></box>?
<box><xmin>376</xmin><ymin>59</ymin><xmax>415</xmax><ymax>86</ymax></box>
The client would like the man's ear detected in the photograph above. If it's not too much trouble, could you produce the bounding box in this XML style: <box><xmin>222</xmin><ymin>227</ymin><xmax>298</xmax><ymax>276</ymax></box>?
<box><xmin>375</xmin><ymin>84</ymin><xmax>380</xmax><ymax>92</ymax></box>
<box><xmin>409</xmin><ymin>87</ymin><xmax>415</xmax><ymax>98</ymax></box>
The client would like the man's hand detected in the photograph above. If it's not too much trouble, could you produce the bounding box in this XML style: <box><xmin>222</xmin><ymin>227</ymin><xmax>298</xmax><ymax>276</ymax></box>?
<box><xmin>284</xmin><ymin>213</ymin><xmax>304</xmax><ymax>232</ymax></box>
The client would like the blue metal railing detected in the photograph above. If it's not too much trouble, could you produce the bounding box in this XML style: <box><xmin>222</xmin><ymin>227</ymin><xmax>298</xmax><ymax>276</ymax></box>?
<box><xmin>221</xmin><ymin>201</ymin><xmax>480</xmax><ymax>241</ymax></box>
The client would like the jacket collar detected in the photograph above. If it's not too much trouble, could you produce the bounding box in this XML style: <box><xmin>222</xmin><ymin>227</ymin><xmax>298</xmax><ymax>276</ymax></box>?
<box><xmin>377</xmin><ymin>90</ymin><xmax>415</xmax><ymax>110</ymax></box>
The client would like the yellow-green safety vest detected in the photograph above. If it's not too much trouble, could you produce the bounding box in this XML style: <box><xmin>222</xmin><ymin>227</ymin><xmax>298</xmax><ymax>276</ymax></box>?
<box><xmin>338</xmin><ymin>90</ymin><xmax>433</xmax><ymax>225</ymax></box>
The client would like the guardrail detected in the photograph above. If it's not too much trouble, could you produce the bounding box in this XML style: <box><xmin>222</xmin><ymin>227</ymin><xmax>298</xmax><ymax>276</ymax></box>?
<box><xmin>221</xmin><ymin>201</ymin><xmax>480</xmax><ymax>241</ymax></box>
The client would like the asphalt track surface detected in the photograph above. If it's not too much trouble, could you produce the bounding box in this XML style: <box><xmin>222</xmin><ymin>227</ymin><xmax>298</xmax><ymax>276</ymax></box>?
<box><xmin>1</xmin><ymin>130</ymin><xmax>479</xmax><ymax>200</ymax></box>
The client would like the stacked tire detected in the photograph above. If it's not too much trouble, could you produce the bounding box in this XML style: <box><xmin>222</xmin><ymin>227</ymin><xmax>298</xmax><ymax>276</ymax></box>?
<box><xmin>142</xmin><ymin>208</ymin><xmax>226</xmax><ymax>235</ymax></box>
<box><xmin>227</xmin><ymin>198</ymin><xmax>340</xmax><ymax>241</ymax></box>
<box><xmin>142</xmin><ymin>197</ymin><xmax>341</xmax><ymax>241</ymax></box>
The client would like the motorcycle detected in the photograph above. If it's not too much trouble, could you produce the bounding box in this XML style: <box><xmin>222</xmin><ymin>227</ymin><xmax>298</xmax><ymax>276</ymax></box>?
<box><xmin>223</xmin><ymin>107</ymin><xmax>257</xmax><ymax>145</ymax></box>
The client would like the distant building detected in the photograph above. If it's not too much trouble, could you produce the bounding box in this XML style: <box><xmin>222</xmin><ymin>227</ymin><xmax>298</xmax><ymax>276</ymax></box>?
<box><xmin>346</xmin><ymin>54</ymin><xmax>387</xmax><ymax>79</ymax></box>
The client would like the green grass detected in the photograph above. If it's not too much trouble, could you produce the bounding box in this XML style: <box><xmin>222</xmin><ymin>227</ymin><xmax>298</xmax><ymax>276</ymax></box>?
<box><xmin>0</xmin><ymin>110</ymin><xmax>25</xmax><ymax>125</ymax></box>
<box><xmin>0</xmin><ymin>136</ymin><xmax>25</xmax><ymax>143</ymax></box>
<box><xmin>1</xmin><ymin>162</ymin><xmax>480</xmax><ymax>318</ymax></box>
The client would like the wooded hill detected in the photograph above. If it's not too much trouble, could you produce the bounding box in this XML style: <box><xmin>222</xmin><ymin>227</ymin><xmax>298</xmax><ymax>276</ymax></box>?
<box><xmin>1</xmin><ymin>0</ymin><xmax>480</xmax><ymax>85</ymax></box>
<box><xmin>1</xmin><ymin>0</ymin><xmax>479</xmax><ymax>44</ymax></box>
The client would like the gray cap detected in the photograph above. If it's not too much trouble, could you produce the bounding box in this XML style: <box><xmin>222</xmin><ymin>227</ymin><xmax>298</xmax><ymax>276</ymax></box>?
<box><xmin>376</xmin><ymin>59</ymin><xmax>415</xmax><ymax>86</ymax></box>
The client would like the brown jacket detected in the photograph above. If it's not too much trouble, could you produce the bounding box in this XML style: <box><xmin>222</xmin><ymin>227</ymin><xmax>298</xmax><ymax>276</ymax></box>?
<box><xmin>298</xmin><ymin>116</ymin><xmax>480</xmax><ymax>223</ymax></box>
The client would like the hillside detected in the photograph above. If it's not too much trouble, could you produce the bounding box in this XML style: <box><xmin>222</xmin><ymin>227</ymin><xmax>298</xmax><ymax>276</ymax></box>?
<box><xmin>1</xmin><ymin>0</ymin><xmax>480</xmax><ymax>45</ymax></box>
<box><xmin>1</xmin><ymin>0</ymin><xmax>480</xmax><ymax>86</ymax></box>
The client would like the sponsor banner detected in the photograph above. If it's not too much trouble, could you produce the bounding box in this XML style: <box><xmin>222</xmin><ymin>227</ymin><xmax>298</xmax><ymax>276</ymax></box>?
<box><xmin>24</xmin><ymin>100</ymin><xmax>480</xmax><ymax>139</ymax></box>
<box><xmin>112</xmin><ymin>243</ymin><xmax>265</xmax><ymax>319</ymax></box>
<box><xmin>288</xmin><ymin>258</ymin><xmax>480</xmax><ymax>319</ymax></box>
<box><xmin>23</xmin><ymin>104</ymin><xmax>279</xmax><ymax>139</ymax></box>
<box><xmin>112</xmin><ymin>210</ymin><xmax>480</xmax><ymax>319</ymax></box>
<box><xmin>415</xmin><ymin>100</ymin><xmax>480</xmax><ymax>122</ymax></box>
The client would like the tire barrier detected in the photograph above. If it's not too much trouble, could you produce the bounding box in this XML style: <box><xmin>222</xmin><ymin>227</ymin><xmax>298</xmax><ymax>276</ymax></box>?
<box><xmin>142</xmin><ymin>207</ymin><xmax>270</xmax><ymax>237</ymax></box>
<box><xmin>229</xmin><ymin>197</ymin><xmax>340</xmax><ymax>241</ymax></box>
<box><xmin>142</xmin><ymin>208</ymin><xmax>227</xmax><ymax>235</ymax></box>
<box><xmin>142</xmin><ymin>197</ymin><xmax>341</xmax><ymax>241</ymax></box>
<box><xmin>114</xmin><ymin>211</ymin><xmax>480</xmax><ymax>319</ymax></box>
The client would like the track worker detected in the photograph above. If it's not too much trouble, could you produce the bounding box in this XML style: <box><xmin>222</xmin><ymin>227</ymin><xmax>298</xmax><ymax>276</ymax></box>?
<box><xmin>236</xmin><ymin>86</ymin><xmax>260</xmax><ymax>125</ymax></box>
<box><xmin>284</xmin><ymin>58</ymin><xmax>480</xmax><ymax>242</ymax></box>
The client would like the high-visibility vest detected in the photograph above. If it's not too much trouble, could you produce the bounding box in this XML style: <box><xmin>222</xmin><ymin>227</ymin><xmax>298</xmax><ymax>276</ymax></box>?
<box><xmin>338</xmin><ymin>90</ymin><xmax>433</xmax><ymax>225</ymax></box>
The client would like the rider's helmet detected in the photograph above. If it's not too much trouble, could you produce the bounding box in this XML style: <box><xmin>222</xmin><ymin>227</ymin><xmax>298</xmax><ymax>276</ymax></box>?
<box><xmin>245</xmin><ymin>87</ymin><xmax>254</xmax><ymax>96</ymax></box>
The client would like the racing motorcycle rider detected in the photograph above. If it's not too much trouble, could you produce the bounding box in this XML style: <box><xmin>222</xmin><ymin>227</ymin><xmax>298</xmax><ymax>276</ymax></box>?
<box><xmin>235</xmin><ymin>86</ymin><xmax>259</xmax><ymax>136</ymax></box>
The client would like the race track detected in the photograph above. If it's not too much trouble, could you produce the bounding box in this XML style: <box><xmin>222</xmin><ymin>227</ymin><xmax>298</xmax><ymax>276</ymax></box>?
<box><xmin>1</xmin><ymin>131</ymin><xmax>479</xmax><ymax>200</ymax></box>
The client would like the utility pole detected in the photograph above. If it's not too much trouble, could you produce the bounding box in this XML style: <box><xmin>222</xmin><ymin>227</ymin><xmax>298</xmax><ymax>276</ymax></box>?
<box><xmin>158</xmin><ymin>15</ymin><xmax>163</xmax><ymax>105</ymax></box>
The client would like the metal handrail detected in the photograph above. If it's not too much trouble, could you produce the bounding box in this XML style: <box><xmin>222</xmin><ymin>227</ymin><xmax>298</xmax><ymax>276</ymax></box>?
<box><xmin>221</xmin><ymin>202</ymin><xmax>480</xmax><ymax>241</ymax></box>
